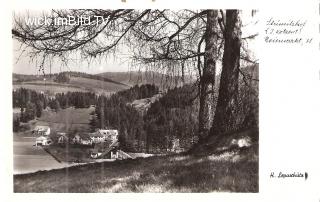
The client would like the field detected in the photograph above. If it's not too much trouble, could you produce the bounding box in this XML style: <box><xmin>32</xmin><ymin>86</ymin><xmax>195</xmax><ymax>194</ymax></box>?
<box><xmin>13</xmin><ymin>76</ymin><xmax>129</xmax><ymax>95</ymax></box>
<box><xmin>36</xmin><ymin>107</ymin><xmax>95</xmax><ymax>132</ymax></box>
<box><xmin>13</xmin><ymin>135</ymin><xmax>71</xmax><ymax>174</ymax></box>
<box><xmin>14</xmin><ymin>149</ymin><xmax>258</xmax><ymax>193</ymax></box>
<box><xmin>13</xmin><ymin>107</ymin><xmax>95</xmax><ymax>137</ymax></box>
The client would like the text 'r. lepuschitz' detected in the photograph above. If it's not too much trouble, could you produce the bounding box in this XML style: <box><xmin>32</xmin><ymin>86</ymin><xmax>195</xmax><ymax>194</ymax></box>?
<box><xmin>270</xmin><ymin>172</ymin><xmax>308</xmax><ymax>180</ymax></box>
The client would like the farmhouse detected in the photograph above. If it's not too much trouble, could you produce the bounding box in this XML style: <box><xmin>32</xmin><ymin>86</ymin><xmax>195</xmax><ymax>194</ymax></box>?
<box><xmin>35</xmin><ymin>136</ymin><xmax>52</xmax><ymax>146</ymax></box>
<box><xmin>90</xmin><ymin>141</ymin><xmax>120</xmax><ymax>159</ymax></box>
<box><xmin>98</xmin><ymin>129</ymin><xmax>118</xmax><ymax>142</ymax></box>
<box><xmin>57</xmin><ymin>132</ymin><xmax>68</xmax><ymax>144</ymax></box>
<box><xmin>89</xmin><ymin>132</ymin><xmax>105</xmax><ymax>143</ymax></box>
<box><xmin>33</xmin><ymin>125</ymin><xmax>51</xmax><ymax>136</ymax></box>
<box><xmin>71</xmin><ymin>133</ymin><xmax>93</xmax><ymax>145</ymax></box>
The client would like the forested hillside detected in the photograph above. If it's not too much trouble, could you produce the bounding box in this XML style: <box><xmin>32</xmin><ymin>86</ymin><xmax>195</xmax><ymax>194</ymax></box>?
<box><xmin>13</xmin><ymin>63</ymin><xmax>258</xmax><ymax>154</ymax></box>
<box><xmin>97</xmin><ymin>71</ymin><xmax>193</xmax><ymax>89</ymax></box>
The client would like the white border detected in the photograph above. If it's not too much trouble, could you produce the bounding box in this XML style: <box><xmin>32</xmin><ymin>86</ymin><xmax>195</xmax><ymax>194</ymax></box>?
<box><xmin>2</xmin><ymin>0</ymin><xmax>320</xmax><ymax>201</ymax></box>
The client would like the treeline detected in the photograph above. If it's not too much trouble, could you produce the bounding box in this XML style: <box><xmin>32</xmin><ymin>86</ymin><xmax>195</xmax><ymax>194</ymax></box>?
<box><xmin>13</xmin><ymin>88</ymin><xmax>49</xmax><ymax>127</ymax></box>
<box><xmin>13</xmin><ymin>71</ymin><xmax>127</xmax><ymax>87</ymax></box>
<box><xmin>54</xmin><ymin>92</ymin><xmax>96</xmax><ymax>109</ymax></box>
<box><xmin>53</xmin><ymin>72</ymin><xmax>70</xmax><ymax>83</ymax></box>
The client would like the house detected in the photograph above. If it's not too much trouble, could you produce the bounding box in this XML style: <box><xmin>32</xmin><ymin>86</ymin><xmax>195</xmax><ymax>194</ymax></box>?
<box><xmin>110</xmin><ymin>147</ymin><xmax>119</xmax><ymax>159</ymax></box>
<box><xmin>35</xmin><ymin>136</ymin><xmax>52</xmax><ymax>146</ymax></box>
<box><xmin>89</xmin><ymin>132</ymin><xmax>105</xmax><ymax>143</ymax></box>
<box><xmin>90</xmin><ymin>149</ymin><xmax>102</xmax><ymax>159</ymax></box>
<box><xmin>90</xmin><ymin>141</ymin><xmax>120</xmax><ymax>159</ymax></box>
<box><xmin>33</xmin><ymin>125</ymin><xmax>51</xmax><ymax>136</ymax></box>
<box><xmin>97</xmin><ymin>129</ymin><xmax>118</xmax><ymax>143</ymax></box>
<box><xmin>57</xmin><ymin>132</ymin><xmax>68</xmax><ymax>144</ymax></box>
<box><xmin>72</xmin><ymin>133</ymin><xmax>93</xmax><ymax>145</ymax></box>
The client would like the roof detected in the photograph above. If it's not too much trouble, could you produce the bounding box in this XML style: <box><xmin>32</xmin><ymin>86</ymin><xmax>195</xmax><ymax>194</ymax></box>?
<box><xmin>34</xmin><ymin>125</ymin><xmax>50</xmax><ymax>131</ymax></box>
<box><xmin>111</xmin><ymin>141</ymin><xmax>120</xmax><ymax>147</ymax></box>
<box><xmin>98</xmin><ymin>129</ymin><xmax>118</xmax><ymax>136</ymax></box>
<box><xmin>36</xmin><ymin>136</ymin><xmax>51</xmax><ymax>141</ymax></box>
<box><xmin>74</xmin><ymin>133</ymin><xmax>91</xmax><ymax>140</ymax></box>
<box><xmin>89</xmin><ymin>132</ymin><xmax>104</xmax><ymax>138</ymax></box>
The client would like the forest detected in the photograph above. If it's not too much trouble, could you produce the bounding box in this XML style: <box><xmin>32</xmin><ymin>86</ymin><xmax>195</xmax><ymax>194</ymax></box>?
<box><xmin>13</xmin><ymin>63</ymin><xmax>257</xmax><ymax>153</ymax></box>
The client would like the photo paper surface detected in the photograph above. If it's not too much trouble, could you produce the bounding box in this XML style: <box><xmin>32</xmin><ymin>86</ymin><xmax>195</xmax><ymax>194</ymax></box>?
<box><xmin>1</xmin><ymin>0</ymin><xmax>320</xmax><ymax>201</ymax></box>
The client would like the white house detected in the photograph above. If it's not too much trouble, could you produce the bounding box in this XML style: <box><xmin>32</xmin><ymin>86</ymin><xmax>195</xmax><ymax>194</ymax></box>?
<box><xmin>35</xmin><ymin>136</ymin><xmax>52</xmax><ymax>146</ymax></box>
<box><xmin>89</xmin><ymin>132</ymin><xmax>105</xmax><ymax>143</ymax></box>
<box><xmin>98</xmin><ymin>129</ymin><xmax>118</xmax><ymax>143</ymax></box>
<box><xmin>33</xmin><ymin>125</ymin><xmax>51</xmax><ymax>136</ymax></box>
<box><xmin>71</xmin><ymin>133</ymin><xmax>93</xmax><ymax>145</ymax></box>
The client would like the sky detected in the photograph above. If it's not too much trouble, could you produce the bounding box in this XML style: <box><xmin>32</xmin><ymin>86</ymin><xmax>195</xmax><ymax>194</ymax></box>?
<box><xmin>13</xmin><ymin>40</ymin><xmax>131</xmax><ymax>75</ymax></box>
<box><xmin>12</xmin><ymin>10</ymin><xmax>258</xmax><ymax>75</ymax></box>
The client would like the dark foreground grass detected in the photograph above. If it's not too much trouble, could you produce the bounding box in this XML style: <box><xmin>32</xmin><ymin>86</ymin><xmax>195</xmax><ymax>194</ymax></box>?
<box><xmin>14</xmin><ymin>152</ymin><xmax>258</xmax><ymax>193</ymax></box>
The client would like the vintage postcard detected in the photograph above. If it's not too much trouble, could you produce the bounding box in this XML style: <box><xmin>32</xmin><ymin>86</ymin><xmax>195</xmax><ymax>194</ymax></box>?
<box><xmin>2</xmin><ymin>0</ymin><xmax>320</xmax><ymax>201</ymax></box>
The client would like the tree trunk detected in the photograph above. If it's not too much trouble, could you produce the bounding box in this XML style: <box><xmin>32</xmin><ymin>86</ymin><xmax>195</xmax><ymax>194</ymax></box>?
<box><xmin>198</xmin><ymin>10</ymin><xmax>218</xmax><ymax>141</ymax></box>
<box><xmin>210</xmin><ymin>10</ymin><xmax>241</xmax><ymax>136</ymax></box>
<box><xmin>100</xmin><ymin>98</ymin><xmax>105</xmax><ymax>129</ymax></box>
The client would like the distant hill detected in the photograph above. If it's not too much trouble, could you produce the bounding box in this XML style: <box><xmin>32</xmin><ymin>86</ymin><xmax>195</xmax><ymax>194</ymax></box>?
<box><xmin>12</xmin><ymin>72</ymin><xmax>129</xmax><ymax>95</ymax></box>
<box><xmin>96</xmin><ymin>71</ymin><xmax>194</xmax><ymax>89</ymax></box>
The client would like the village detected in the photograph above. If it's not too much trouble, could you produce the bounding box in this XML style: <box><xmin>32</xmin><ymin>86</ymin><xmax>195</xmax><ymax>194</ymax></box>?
<box><xmin>33</xmin><ymin>125</ymin><xmax>134</xmax><ymax>161</ymax></box>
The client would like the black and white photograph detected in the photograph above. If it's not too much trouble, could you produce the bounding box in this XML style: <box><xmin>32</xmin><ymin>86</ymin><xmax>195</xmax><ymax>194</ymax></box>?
<box><xmin>11</xmin><ymin>9</ymin><xmax>259</xmax><ymax>193</ymax></box>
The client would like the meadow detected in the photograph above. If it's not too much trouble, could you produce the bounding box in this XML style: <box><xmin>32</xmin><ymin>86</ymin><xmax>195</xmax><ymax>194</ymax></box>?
<box><xmin>13</xmin><ymin>76</ymin><xmax>128</xmax><ymax>95</ymax></box>
<box><xmin>14</xmin><ymin>149</ymin><xmax>258</xmax><ymax>193</ymax></box>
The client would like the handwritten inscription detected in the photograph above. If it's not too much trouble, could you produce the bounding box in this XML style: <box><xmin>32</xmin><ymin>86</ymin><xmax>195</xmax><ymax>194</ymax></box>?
<box><xmin>270</xmin><ymin>171</ymin><xmax>308</xmax><ymax>180</ymax></box>
<box><xmin>265</xmin><ymin>18</ymin><xmax>313</xmax><ymax>45</ymax></box>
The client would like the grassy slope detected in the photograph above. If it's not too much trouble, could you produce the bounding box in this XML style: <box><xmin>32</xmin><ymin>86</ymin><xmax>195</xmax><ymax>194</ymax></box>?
<box><xmin>14</xmin><ymin>107</ymin><xmax>94</xmax><ymax>138</ymax></box>
<box><xmin>14</xmin><ymin>125</ymin><xmax>258</xmax><ymax>192</ymax></box>
<box><xmin>13</xmin><ymin>76</ymin><xmax>129</xmax><ymax>95</ymax></box>
<box><xmin>129</xmin><ymin>93</ymin><xmax>163</xmax><ymax>114</ymax></box>
<box><xmin>37</xmin><ymin>107</ymin><xmax>95</xmax><ymax>132</ymax></box>
<box><xmin>14</xmin><ymin>151</ymin><xmax>258</xmax><ymax>193</ymax></box>
<box><xmin>97</xmin><ymin>71</ymin><xmax>192</xmax><ymax>89</ymax></box>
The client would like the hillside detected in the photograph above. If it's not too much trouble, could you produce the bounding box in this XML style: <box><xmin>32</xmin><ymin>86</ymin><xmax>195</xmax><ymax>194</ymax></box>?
<box><xmin>13</xmin><ymin>72</ymin><xmax>129</xmax><ymax>95</ymax></box>
<box><xmin>128</xmin><ymin>93</ymin><xmax>163</xmax><ymax>115</ymax></box>
<box><xmin>37</xmin><ymin>107</ymin><xmax>95</xmax><ymax>132</ymax></box>
<box><xmin>96</xmin><ymin>71</ymin><xmax>193</xmax><ymax>89</ymax></box>
<box><xmin>14</xmin><ymin>147</ymin><xmax>258</xmax><ymax>192</ymax></box>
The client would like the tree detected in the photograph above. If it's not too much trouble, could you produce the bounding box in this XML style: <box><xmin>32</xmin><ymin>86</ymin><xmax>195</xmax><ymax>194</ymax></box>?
<box><xmin>13</xmin><ymin>117</ymin><xmax>20</xmax><ymax>132</ymax></box>
<box><xmin>25</xmin><ymin>102</ymin><xmax>36</xmax><ymax>121</ymax></box>
<box><xmin>12</xmin><ymin>10</ymin><xmax>217</xmax><ymax>138</ymax></box>
<box><xmin>35</xmin><ymin>100</ymin><xmax>44</xmax><ymax>117</ymax></box>
<box><xmin>210</xmin><ymin>10</ymin><xmax>242</xmax><ymax>135</ymax></box>
<box><xmin>89</xmin><ymin>114</ymin><xmax>98</xmax><ymax>132</ymax></box>
<box><xmin>198</xmin><ymin>10</ymin><xmax>218</xmax><ymax>140</ymax></box>
<box><xmin>54</xmin><ymin>72</ymin><xmax>70</xmax><ymax>83</ymax></box>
